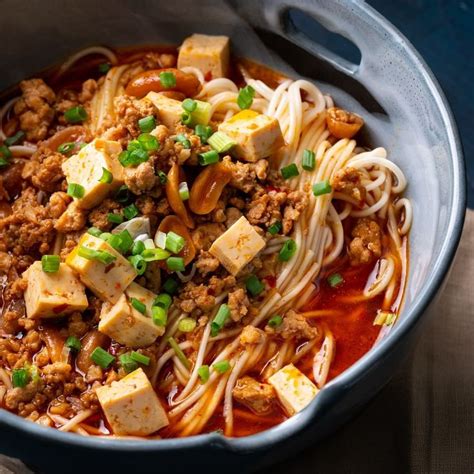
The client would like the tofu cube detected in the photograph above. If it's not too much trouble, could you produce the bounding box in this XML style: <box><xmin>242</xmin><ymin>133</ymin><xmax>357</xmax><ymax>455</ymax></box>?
<box><xmin>62</xmin><ymin>138</ymin><xmax>124</xmax><ymax>209</ymax></box>
<box><xmin>268</xmin><ymin>364</ymin><xmax>319</xmax><ymax>416</ymax></box>
<box><xmin>23</xmin><ymin>262</ymin><xmax>88</xmax><ymax>319</ymax></box>
<box><xmin>209</xmin><ymin>216</ymin><xmax>265</xmax><ymax>275</ymax></box>
<box><xmin>218</xmin><ymin>110</ymin><xmax>285</xmax><ymax>162</ymax></box>
<box><xmin>96</xmin><ymin>368</ymin><xmax>169</xmax><ymax>436</ymax></box>
<box><xmin>177</xmin><ymin>34</ymin><xmax>230</xmax><ymax>79</ymax></box>
<box><xmin>99</xmin><ymin>282</ymin><xmax>164</xmax><ymax>348</ymax></box>
<box><xmin>146</xmin><ymin>92</ymin><xmax>183</xmax><ymax>130</ymax></box>
<box><xmin>66</xmin><ymin>234</ymin><xmax>136</xmax><ymax>304</ymax></box>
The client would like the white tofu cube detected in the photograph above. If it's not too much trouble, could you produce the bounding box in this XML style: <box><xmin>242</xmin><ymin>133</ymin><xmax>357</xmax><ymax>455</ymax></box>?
<box><xmin>268</xmin><ymin>364</ymin><xmax>318</xmax><ymax>416</ymax></box>
<box><xmin>218</xmin><ymin>110</ymin><xmax>285</xmax><ymax>162</ymax></box>
<box><xmin>62</xmin><ymin>138</ymin><xmax>124</xmax><ymax>209</ymax></box>
<box><xmin>99</xmin><ymin>282</ymin><xmax>164</xmax><ymax>348</ymax></box>
<box><xmin>146</xmin><ymin>92</ymin><xmax>183</xmax><ymax>130</ymax></box>
<box><xmin>66</xmin><ymin>234</ymin><xmax>136</xmax><ymax>304</ymax></box>
<box><xmin>23</xmin><ymin>262</ymin><xmax>88</xmax><ymax>319</ymax></box>
<box><xmin>178</xmin><ymin>34</ymin><xmax>230</xmax><ymax>79</ymax></box>
<box><xmin>96</xmin><ymin>368</ymin><xmax>169</xmax><ymax>436</ymax></box>
<box><xmin>209</xmin><ymin>216</ymin><xmax>265</xmax><ymax>275</ymax></box>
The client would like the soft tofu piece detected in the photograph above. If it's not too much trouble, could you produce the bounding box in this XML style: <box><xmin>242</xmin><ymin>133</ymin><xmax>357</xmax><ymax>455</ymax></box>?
<box><xmin>66</xmin><ymin>234</ymin><xmax>136</xmax><ymax>304</ymax></box>
<box><xmin>218</xmin><ymin>110</ymin><xmax>284</xmax><ymax>162</ymax></box>
<box><xmin>146</xmin><ymin>92</ymin><xmax>183</xmax><ymax>130</ymax></box>
<box><xmin>209</xmin><ymin>216</ymin><xmax>265</xmax><ymax>275</ymax></box>
<box><xmin>62</xmin><ymin>138</ymin><xmax>124</xmax><ymax>209</ymax></box>
<box><xmin>268</xmin><ymin>364</ymin><xmax>319</xmax><ymax>416</ymax></box>
<box><xmin>177</xmin><ymin>33</ymin><xmax>230</xmax><ymax>79</ymax></box>
<box><xmin>23</xmin><ymin>262</ymin><xmax>88</xmax><ymax>319</ymax></box>
<box><xmin>99</xmin><ymin>282</ymin><xmax>164</xmax><ymax>348</ymax></box>
<box><xmin>96</xmin><ymin>368</ymin><xmax>169</xmax><ymax>436</ymax></box>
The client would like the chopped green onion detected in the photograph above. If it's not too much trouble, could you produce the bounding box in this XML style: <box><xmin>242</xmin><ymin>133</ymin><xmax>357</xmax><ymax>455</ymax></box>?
<box><xmin>128</xmin><ymin>254</ymin><xmax>147</xmax><ymax>275</ymax></box>
<box><xmin>155</xmin><ymin>231</ymin><xmax>167</xmax><ymax>249</ymax></box>
<box><xmin>4</xmin><ymin>131</ymin><xmax>25</xmax><ymax>147</ymax></box>
<box><xmin>278</xmin><ymin>239</ymin><xmax>297</xmax><ymax>261</ymax></box>
<box><xmin>211</xmin><ymin>304</ymin><xmax>230</xmax><ymax>337</ymax></box>
<box><xmin>90</xmin><ymin>347</ymin><xmax>115</xmax><ymax>369</ymax></box>
<box><xmin>178</xmin><ymin>317</ymin><xmax>196</xmax><ymax>333</ymax></box>
<box><xmin>168</xmin><ymin>337</ymin><xmax>191</xmax><ymax>369</ymax></box>
<box><xmin>160</xmin><ymin>71</ymin><xmax>176</xmax><ymax>88</ymax></box>
<box><xmin>245</xmin><ymin>275</ymin><xmax>265</xmax><ymax>297</ymax></box>
<box><xmin>373</xmin><ymin>311</ymin><xmax>397</xmax><ymax>326</ymax></box>
<box><xmin>127</xmin><ymin>140</ymin><xmax>142</xmax><ymax>151</ymax></box>
<box><xmin>268</xmin><ymin>221</ymin><xmax>282</xmax><ymax>235</ymax></box>
<box><xmin>118</xmin><ymin>151</ymin><xmax>133</xmax><ymax>167</ymax></box>
<box><xmin>78</xmin><ymin>246</ymin><xmax>116</xmax><ymax>265</ymax></box>
<box><xmin>98</xmin><ymin>63</ymin><xmax>111</xmax><ymax>74</ymax></box>
<box><xmin>174</xmin><ymin>133</ymin><xmax>191</xmax><ymax>149</ymax></box>
<box><xmin>268</xmin><ymin>315</ymin><xmax>283</xmax><ymax>328</ymax></box>
<box><xmin>130</xmin><ymin>351</ymin><xmax>150</xmax><ymax>366</ymax></box>
<box><xmin>141</xmin><ymin>248</ymin><xmax>170</xmax><ymax>262</ymax></box>
<box><xmin>162</xmin><ymin>278</ymin><xmax>179</xmax><ymax>295</ymax></box>
<box><xmin>123</xmin><ymin>203</ymin><xmax>139</xmax><ymax>220</ymax></box>
<box><xmin>152</xmin><ymin>305</ymin><xmax>167</xmax><ymax>326</ymax></box>
<box><xmin>138</xmin><ymin>133</ymin><xmax>159</xmax><ymax>152</ymax></box>
<box><xmin>165</xmin><ymin>231</ymin><xmax>185</xmax><ymax>254</ymax></box>
<box><xmin>129</xmin><ymin>148</ymin><xmax>149</xmax><ymax>166</ymax></box>
<box><xmin>166</xmin><ymin>256</ymin><xmax>185</xmax><ymax>272</ymax></box>
<box><xmin>107</xmin><ymin>213</ymin><xmax>123</xmax><ymax>224</ymax></box>
<box><xmin>280</xmin><ymin>164</ymin><xmax>299</xmax><ymax>179</ymax></box>
<box><xmin>87</xmin><ymin>227</ymin><xmax>103</xmax><ymax>237</ymax></box>
<box><xmin>327</xmin><ymin>273</ymin><xmax>344</xmax><ymax>288</ymax></box>
<box><xmin>67</xmin><ymin>183</ymin><xmax>85</xmax><ymax>199</ymax></box>
<box><xmin>198</xmin><ymin>150</ymin><xmax>219</xmax><ymax>166</ymax></box>
<box><xmin>132</xmin><ymin>240</ymin><xmax>145</xmax><ymax>256</ymax></box>
<box><xmin>181</xmin><ymin>111</ymin><xmax>193</xmax><ymax>126</ymax></box>
<box><xmin>208</xmin><ymin>131</ymin><xmax>235</xmax><ymax>153</ymax></box>
<box><xmin>0</xmin><ymin>145</ymin><xmax>12</xmax><ymax>160</ymax></box>
<box><xmin>57</xmin><ymin>142</ymin><xmax>75</xmax><ymax>155</ymax></box>
<box><xmin>99</xmin><ymin>232</ymin><xmax>112</xmax><ymax>241</ymax></box>
<box><xmin>117</xmin><ymin>230</ymin><xmax>133</xmax><ymax>254</ymax></box>
<box><xmin>41</xmin><ymin>255</ymin><xmax>60</xmax><ymax>273</ymax></box>
<box><xmin>105</xmin><ymin>234</ymin><xmax>124</xmax><ymax>253</ymax></box>
<box><xmin>191</xmin><ymin>100</ymin><xmax>212</xmax><ymax>125</ymax></box>
<box><xmin>302</xmin><ymin>149</ymin><xmax>316</xmax><ymax>171</ymax></box>
<box><xmin>65</xmin><ymin>336</ymin><xmax>81</xmax><ymax>352</ymax></box>
<box><xmin>153</xmin><ymin>293</ymin><xmax>172</xmax><ymax>310</ymax></box>
<box><xmin>64</xmin><ymin>106</ymin><xmax>87</xmax><ymax>124</ymax></box>
<box><xmin>195</xmin><ymin>124</ymin><xmax>213</xmax><ymax>144</ymax></box>
<box><xmin>144</xmin><ymin>238</ymin><xmax>155</xmax><ymax>249</ymax></box>
<box><xmin>157</xmin><ymin>170</ymin><xmax>167</xmax><ymax>184</ymax></box>
<box><xmin>114</xmin><ymin>185</ymin><xmax>130</xmax><ymax>203</ymax></box>
<box><xmin>119</xmin><ymin>353</ymin><xmax>138</xmax><ymax>373</ymax></box>
<box><xmin>213</xmin><ymin>360</ymin><xmax>230</xmax><ymax>374</ymax></box>
<box><xmin>237</xmin><ymin>85</ymin><xmax>255</xmax><ymax>110</ymax></box>
<box><xmin>138</xmin><ymin>115</ymin><xmax>156</xmax><ymax>133</ymax></box>
<box><xmin>182</xmin><ymin>98</ymin><xmax>197</xmax><ymax>112</ymax></box>
<box><xmin>0</xmin><ymin>157</ymin><xmax>9</xmax><ymax>168</ymax></box>
<box><xmin>99</xmin><ymin>167</ymin><xmax>113</xmax><ymax>184</ymax></box>
<box><xmin>12</xmin><ymin>368</ymin><xmax>30</xmax><ymax>388</ymax></box>
<box><xmin>197</xmin><ymin>365</ymin><xmax>210</xmax><ymax>383</ymax></box>
<box><xmin>178</xmin><ymin>182</ymin><xmax>189</xmax><ymax>200</ymax></box>
<box><xmin>312</xmin><ymin>180</ymin><xmax>332</xmax><ymax>196</ymax></box>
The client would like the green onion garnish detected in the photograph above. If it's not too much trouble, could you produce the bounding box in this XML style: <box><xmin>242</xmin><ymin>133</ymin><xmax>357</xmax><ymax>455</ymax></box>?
<box><xmin>302</xmin><ymin>149</ymin><xmax>316</xmax><ymax>171</ymax></box>
<box><xmin>78</xmin><ymin>246</ymin><xmax>116</xmax><ymax>265</ymax></box>
<box><xmin>168</xmin><ymin>337</ymin><xmax>191</xmax><ymax>369</ymax></box>
<box><xmin>268</xmin><ymin>221</ymin><xmax>282</xmax><ymax>235</ymax></box>
<box><xmin>178</xmin><ymin>317</ymin><xmax>196</xmax><ymax>333</ymax></box>
<box><xmin>208</xmin><ymin>131</ymin><xmax>235</xmax><ymax>153</ymax></box>
<box><xmin>0</xmin><ymin>157</ymin><xmax>9</xmax><ymax>168</ymax></box>
<box><xmin>67</xmin><ymin>183</ymin><xmax>85</xmax><ymax>199</ymax></box>
<box><xmin>153</xmin><ymin>293</ymin><xmax>172</xmax><ymax>310</ymax></box>
<box><xmin>213</xmin><ymin>360</ymin><xmax>230</xmax><ymax>374</ymax></box>
<box><xmin>211</xmin><ymin>304</ymin><xmax>230</xmax><ymax>337</ymax></box>
<box><xmin>130</xmin><ymin>297</ymin><xmax>146</xmax><ymax>314</ymax></box>
<box><xmin>278</xmin><ymin>239</ymin><xmax>297</xmax><ymax>261</ymax></box>
<box><xmin>64</xmin><ymin>105</ymin><xmax>88</xmax><ymax>124</ymax></box>
<box><xmin>128</xmin><ymin>254</ymin><xmax>147</xmax><ymax>275</ymax></box>
<box><xmin>57</xmin><ymin>142</ymin><xmax>75</xmax><ymax>155</ymax></box>
<box><xmin>182</xmin><ymin>98</ymin><xmax>197</xmax><ymax>113</ymax></box>
<box><xmin>268</xmin><ymin>315</ymin><xmax>283</xmax><ymax>328</ymax></box>
<box><xmin>138</xmin><ymin>115</ymin><xmax>156</xmax><ymax>133</ymax></box>
<box><xmin>99</xmin><ymin>167</ymin><xmax>113</xmax><ymax>184</ymax></box>
<box><xmin>327</xmin><ymin>273</ymin><xmax>344</xmax><ymax>288</ymax></box>
<box><xmin>107</xmin><ymin>213</ymin><xmax>123</xmax><ymax>224</ymax></box>
<box><xmin>166</xmin><ymin>256</ymin><xmax>185</xmax><ymax>272</ymax></box>
<box><xmin>105</xmin><ymin>234</ymin><xmax>124</xmax><ymax>253</ymax></box>
<box><xmin>117</xmin><ymin>230</ymin><xmax>133</xmax><ymax>254</ymax></box>
<box><xmin>159</xmin><ymin>71</ymin><xmax>176</xmax><ymax>88</ymax></box>
<box><xmin>178</xmin><ymin>182</ymin><xmax>189</xmax><ymax>200</ymax></box>
<box><xmin>165</xmin><ymin>231</ymin><xmax>185</xmax><ymax>254</ymax></box>
<box><xmin>98</xmin><ymin>63</ymin><xmax>111</xmax><ymax>74</ymax></box>
<box><xmin>119</xmin><ymin>353</ymin><xmax>138</xmax><ymax>373</ymax></box>
<box><xmin>129</xmin><ymin>148</ymin><xmax>149</xmax><ymax>165</ymax></box>
<box><xmin>123</xmin><ymin>203</ymin><xmax>139</xmax><ymax>220</ymax></box>
<box><xmin>12</xmin><ymin>368</ymin><xmax>30</xmax><ymax>388</ymax></box>
<box><xmin>198</xmin><ymin>150</ymin><xmax>219</xmax><ymax>166</ymax></box>
<box><xmin>162</xmin><ymin>278</ymin><xmax>179</xmax><ymax>295</ymax></box>
<box><xmin>0</xmin><ymin>145</ymin><xmax>12</xmax><ymax>160</ymax></box>
<box><xmin>181</xmin><ymin>111</ymin><xmax>193</xmax><ymax>126</ymax></box>
<box><xmin>114</xmin><ymin>185</ymin><xmax>130</xmax><ymax>203</ymax></box>
<box><xmin>87</xmin><ymin>227</ymin><xmax>103</xmax><ymax>237</ymax></box>
<box><xmin>90</xmin><ymin>347</ymin><xmax>115</xmax><ymax>369</ymax></box>
<box><xmin>41</xmin><ymin>255</ymin><xmax>60</xmax><ymax>273</ymax></box>
<box><xmin>157</xmin><ymin>170</ymin><xmax>167</xmax><ymax>184</ymax></box>
<box><xmin>245</xmin><ymin>275</ymin><xmax>265</xmax><ymax>297</ymax></box>
<box><xmin>141</xmin><ymin>248</ymin><xmax>170</xmax><ymax>262</ymax></box>
<box><xmin>99</xmin><ymin>232</ymin><xmax>112</xmax><ymax>242</ymax></box>
<box><xmin>237</xmin><ymin>85</ymin><xmax>255</xmax><ymax>110</ymax></box>
<box><xmin>198</xmin><ymin>365</ymin><xmax>210</xmax><ymax>383</ymax></box>
<box><xmin>280</xmin><ymin>164</ymin><xmax>299</xmax><ymax>179</ymax></box>
<box><xmin>4</xmin><ymin>131</ymin><xmax>25</xmax><ymax>147</ymax></box>
<box><xmin>152</xmin><ymin>305</ymin><xmax>167</xmax><ymax>326</ymax></box>
<box><xmin>138</xmin><ymin>133</ymin><xmax>159</xmax><ymax>152</ymax></box>
<box><xmin>195</xmin><ymin>124</ymin><xmax>213</xmax><ymax>144</ymax></box>
<box><xmin>312</xmin><ymin>180</ymin><xmax>332</xmax><ymax>196</ymax></box>
<box><xmin>130</xmin><ymin>351</ymin><xmax>150</xmax><ymax>366</ymax></box>
<box><xmin>132</xmin><ymin>240</ymin><xmax>145</xmax><ymax>256</ymax></box>
<box><xmin>65</xmin><ymin>336</ymin><xmax>81</xmax><ymax>352</ymax></box>
<box><xmin>174</xmin><ymin>134</ymin><xmax>191</xmax><ymax>149</ymax></box>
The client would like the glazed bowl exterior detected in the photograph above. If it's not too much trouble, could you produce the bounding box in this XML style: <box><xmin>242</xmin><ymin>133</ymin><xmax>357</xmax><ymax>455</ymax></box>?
<box><xmin>0</xmin><ymin>0</ymin><xmax>465</xmax><ymax>472</ymax></box>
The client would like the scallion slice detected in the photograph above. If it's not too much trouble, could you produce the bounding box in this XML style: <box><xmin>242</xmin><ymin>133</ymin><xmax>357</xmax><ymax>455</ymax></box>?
<box><xmin>123</xmin><ymin>203</ymin><xmax>139</xmax><ymax>220</ymax></box>
<box><xmin>159</xmin><ymin>71</ymin><xmax>176</xmax><ymax>88</ymax></box>
<box><xmin>78</xmin><ymin>246</ymin><xmax>116</xmax><ymax>265</ymax></box>
<box><xmin>117</xmin><ymin>230</ymin><xmax>133</xmax><ymax>254</ymax></box>
<box><xmin>128</xmin><ymin>254</ymin><xmax>147</xmax><ymax>275</ymax></box>
<box><xmin>41</xmin><ymin>255</ymin><xmax>60</xmax><ymax>273</ymax></box>
<box><xmin>168</xmin><ymin>337</ymin><xmax>191</xmax><ymax>369</ymax></box>
<box><xmin>65</xmin><ymin>336</ymin><xmax>81</xmax><ymax>352</ymax></box>
<box><xmin>211</xmin><ymin>304</ymin><xmax>230</xmax><ymax>337</ymax></box>
<box><xmin>12</xmin><ymin>368</ymin><xmax>30</xmax><ymax>388</ymax></box>
<box><xmin>213</xmin><ymin>360</ymin><xmax>230</xmax><ymax>374</ymax></box>
<box><xmin>130</xmin><ymin>351</ymin><xmax>150</xmax><ymax>366</ymax></box>
<box><xmin>4</xmin><ymin>131</ymin><xmax>25</xmax><ymax>147</ymax></box>
<box><xmin>245</xmin><ymin>275</ymin><xmax>265</xmax><ymax>297</ymax></box>
<box><xmin>114</xmin><ymin>185</ymin><xmax>130</xmax><ymax>203</ymax></box>
<box><xmin>165</xmin><ymin>231</ymin><xmax>185</xmax><ymax>254</ymax></box>
<box><xmin>141</xmin><ymin>248</ymin><xmax>170</xmax><ymax>262</ymax></box>
<box><xmin>155</xmin><ymin>231</ymin><xmax>167</xmax><ymax>249</ymax></box>
<box><xmin>107</xmin><ymin>213</ymin><xmax>123</xmax><ymax>224</ymax></box>
<box><xmin>138</xmin><ymin>115</ymin><xmax>156</xmax><ymax>133</ymax></box>
<box><xmin>191</xmin><ymin>100</ymin><xmax>212</xmax><ymax>125</ymax></box>
<box><xmin>178</xmin><ymin>317</ymin><xmax>196</xmax><ymax>333</ymax></box>
<box><xmin>166</xmin><ymin>256</ymin><xmax>185</xmax><ymax>272</ymax></box>
<box><xmin>87</xmin><ymin>227</ymin><xmax>103</xmax><ymax>237</ymax></box>
<box><xmin>237</xmin><ymin>85</ymin><xmax>255</xmax><ymax>110</ymax></box>
<box><xmin>174</xmin><ymin>134</ymin><xmax>191</xmax><ymax>149</ymax></box>
<box><xmin>157</xmin><ymin>170</ymin><xmax>167</xmax><ymax>184</ymax></box>
<box><xmin>67</xmin><ymin>183</ymin><xmax>85</xmax><ymax>199</ymax></box>
<box><xmin>152</xmin><ymin>305</ymin><xmax>167</xmax><ymax>326</ymax></box>
<box><xmin>64</xmin><ymin>106</ymin><xmax>87</xmax><ymax>124</ymax></box>
<box><xmin>302</xmin><ymin>149</ymin><xmax>316</xmax><ymax>171</ymax></box>
<box><xmin>278</xmin><ymin>239</ymin><xmax>297</xmax><ymax>261</ymax></box>
<box><xmin>327</xmin><ymin>273</ymin><xmax>344</xmax><ymax>288</ymax></box>
<box><xmin>132</xmin><ymin>240</ymin><xmax>145</xmax><ymax>256</ymax></box>
<box><xmin>153</xmin><ymin>293</ymin><xmax>172</xmax><ymax>310</ymax></box>
<box><xmin>138</xmin><ymin>133</ymin><xmax>159</xmax><ymax>152</ymax></box>
<box><xmin>198</xmin><ymin>150</ymin><xmax>219</xmax><ymax>166</ymax></box>
<box><xmin>99</xmin><ymin>167</ymin><xmax>113</xmax><ymax>184</ymax></box>
<box><xmin>208</xmin><ymin>131</ymin><xmax>235</xmax><ymax>153</ymax></box>
<box><xmin>268</xmin><ymin>221</ymin><xmax>282</xmax><ymax>235</ymax></box>
<box><xmin>195</xmin><ymin>124</ymin><xmax>213</xmax><ymax>144</ymax></box>
<box><xmin>106</xmin><ymin>234</ymin><xmax>124</xmax><ymax>253</ymax></box>
<box><xmin>162</xmin><ymin>278</ymin><xmax>179</xmax><ymax>295</ymax></box>
<box><xmin>143</xmin><ymin>238</ymin><xmax>155</xmax><ymax>250</ymax></box>
<box><xmin>119</xmin><ymin>353</ymin><xmax>138</xmax><ymax>373</ymax></box>
<box><xmin>280</xmin><ymin>163</ymin><xmax>299</xmax><ymax>179</ymax></box>
<box><xmin>182</xmin><ymin>98</ymin><xmax>197</xmax><ymax>113</ymax></box>
<box><xmin>131</xmin><ymin>297</ymin><xmax>146</xmax><ymax>314</ymax></box>
<box><xmin>90</xmin><ymin>347</ymin><xmax>115</xmax><ymax>369</ymax></box>
<box><xmin>312</xmin><ymin>180</ymin><xmax>332</xmax><ymax>196</ymax></box>
<box><xmin>57</xmin><ymin>142</ymin><xmax>75</xmax><ymax>155</ymax></box>
<box><xmin>178</xmin><ymin>181</ymin><xmax>189</xmax><ymax>200</ymax></box>
<box><xmin>197</xmin><ymin>365</ymin><xmax>210</xmax><ymax>383</ymax></box>
<box><xmin>268</xmin><ymin>315</ymin><xmax>283</xmax><ymax>328</ymax></box>
<box><xmin>0</xmin><ymin>145</ymin><xmax>12</xmax><ymax>160</ymax></box>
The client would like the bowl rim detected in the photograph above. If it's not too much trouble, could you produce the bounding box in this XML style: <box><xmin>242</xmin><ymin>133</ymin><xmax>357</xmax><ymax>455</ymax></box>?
<box><xmin>0</xmin><ymin>0</ymin><xmax>466</xmax><ymax>456</ymax></box>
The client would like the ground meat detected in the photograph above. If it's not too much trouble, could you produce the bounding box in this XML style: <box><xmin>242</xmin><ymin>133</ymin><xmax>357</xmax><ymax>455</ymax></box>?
<box><xmin>191</xmin><ymin>223</ymin><xmax>225</xmax><ymax>251</ymax></box>
<box><xmin>123</xmin><ymin>161</ymin><xmax>157</xmax><ymax>195</ymax></box>
<box><xmin>240</xmin><ymin>326</ymin><xmax>266</xmax><ymax>346</ymax></box>
<box><xmin>55</xmin><ymin>89</ymin><xmax>79</xmax><ymax>124</ymax></box>
<box><xmin>227</xmin><ymin>288</ymin><xmax>250</xmax><ymax>322</ymax></box>
<box><xmin>143</xmin><ymin>261</ymin><xmax>161</xmax><ymax>293</ymax></box>
<box><xmin>246</xmin><ymin>188</ymin><xmax>286</xmax><ymax>227</ymax></box>
<box><xmin>332</xmin><ymin>167</ymin><xmax>366</xmax><ymax>205</ymax></box>
<box><xmin>178</xmin><ymin>282</ymin><xmax>216</xmax><ymax>314</ymax></box>
<box><xmin>266</xmin><ymin>310</ymin><xmax>319</xmax><ymax>341</ymax></box>
<box><xmin>0</xmin><ymin>160</ymin><xmax>25</xmax><ymax>199</ymax></box>
<box><xmin>25</xmin><ymin>150</ymin><xmax>66</xmax><ymax>194</ymax></box>
<box><xmin>79</xmin><ymin>79</ymin><xmax>98</xmax><ymax>103</ymax></box>
<box><xmin>114</xmin><ymin>95</ymin><xmax>155</xmax><ymax>137</ymax></box>
<box><xmin>0</xmin><ymin>251</ymin><xmax>12</xmax><ymax>273</ymax></box>
<box><xmin>4</xmin><ymin>382</ymin><xmax>39</xmax><ymax>411</ymax></box>
<box><xmin>282</xmin><ymin>190</ymin><xmax>309</xmax><ymax>234</ymax></box>
<box><xmin>88</xmin><ymin>198</ymin><xmax>121</xmax><ymax>231</ymax></box>
<box><xmin>195</xmin><ymin>250</ymin><xmax>220</xmax><ymax>275</ymax></box>
<box><xmin>232</xmin><ymin>376</ymin><xmax>276</xmax><ymax>415</ymax></box>
<box><xmin>348</xmin><ymin>217</ymin><xmax>382</xmax><ymax>265</ymax></box>
<box><xmin>223</xmin><ymin>156</ymin><xmax>269</xmax><ymax>193</ymax></box>
<box><xmin>47</xmin><ymin>192</ymin><xmax>71</xmax><ymax>219</ymax></box>
<box><xmin>225</xmin><ymin>207</ymin><xmax>242</xmax><ymax>228</ymax></box>
<box><xmin>14</xmin><ymin>79</ymin><xmax>56</xmax><ymax>141</ymax></box>
<box><xmin>55</xmin><ymin>201</ymin><xmax>87</xmax><ymax>233</ymax></box>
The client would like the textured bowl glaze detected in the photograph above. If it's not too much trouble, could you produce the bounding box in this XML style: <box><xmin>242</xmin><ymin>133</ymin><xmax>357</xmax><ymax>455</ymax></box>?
<box><xmin>0</xmin><ymin>1</ymin><xmax>465</xmax><ymax>473</ymax></box>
